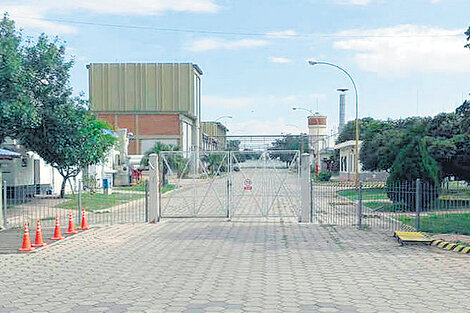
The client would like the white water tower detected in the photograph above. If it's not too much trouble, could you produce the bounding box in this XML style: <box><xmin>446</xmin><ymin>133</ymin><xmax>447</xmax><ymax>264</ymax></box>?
<box><xmin>308</xmin><ymin>114</ymin><xmax>328</xmax><ymax>173</ymax></box>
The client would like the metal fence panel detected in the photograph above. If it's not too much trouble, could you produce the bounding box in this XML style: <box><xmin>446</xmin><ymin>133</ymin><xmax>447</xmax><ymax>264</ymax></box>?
<box><xmin>312</xmin><ymin>180</ymin><xmax>470</xmax><ymax>235</ymax></box>
<box><xmin>160</xmin><ymin>151</ymin><xmax>230</xmax><ymax>218</ymax></box>
<box><xmin>229</xmin><ymin>150</ymin><xmax>300</xmax><ymax>219</ymax></box>
<box><xmin>158</xmin><ymin>150</ymin><xmax>301</xmax><ymax>219</ymax></box>
<box><xmin>2</xmin><ymin>180</ymin><xmax>147</xmax><ymax>230</ymax></box>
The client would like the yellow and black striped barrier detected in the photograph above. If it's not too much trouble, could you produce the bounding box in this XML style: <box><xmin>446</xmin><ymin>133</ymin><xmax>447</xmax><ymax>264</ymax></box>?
<box><xmin>431</xmin><ymin>239</ymin><xmax>470</xmax><ymax>254</ymax></box>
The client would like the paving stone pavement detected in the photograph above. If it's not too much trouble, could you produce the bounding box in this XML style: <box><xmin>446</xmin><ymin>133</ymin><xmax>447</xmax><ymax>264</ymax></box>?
<box><xmin>1</xmin><ymin>220</ymin><xmax>470</xmax><ymax>312</ymax></box>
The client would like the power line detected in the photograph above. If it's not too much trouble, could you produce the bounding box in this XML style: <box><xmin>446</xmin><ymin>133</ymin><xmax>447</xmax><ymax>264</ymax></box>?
<box><xmin>15</xmin><ymin>15</ymin><xmax>465</xmax><ymax>39</ymax></box>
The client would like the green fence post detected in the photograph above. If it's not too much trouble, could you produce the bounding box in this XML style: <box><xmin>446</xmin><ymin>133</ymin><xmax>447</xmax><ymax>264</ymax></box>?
<box><xmin>415</xmin><ymin>179</ymin><xmax>421</xmax><ymax>231</ymax></box>
<box><xmin>357</xmin><ymin>182</ymin><xmax>363</xmax><ymax>228</ymax></box>
<box><xmin>0</xmin><ymin>173</ymin><xmax>4</xmax><ymax>229</ymax></box>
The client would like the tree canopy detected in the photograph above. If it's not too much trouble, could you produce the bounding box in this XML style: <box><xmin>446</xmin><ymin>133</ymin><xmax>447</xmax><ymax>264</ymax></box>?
<box><xmin>344</xmin><ymin>101</ymin><xmax>470</xmax><ymax>183</ymax></box>
<box><xmin>0</xmin><ymin>14</ymin><xmax>116</xmax><ymax>197</ymax></box>
<box><xmin>0</xmin><ymin>14</ymin><xmax>40</xmax><ymax>143</ymax></box>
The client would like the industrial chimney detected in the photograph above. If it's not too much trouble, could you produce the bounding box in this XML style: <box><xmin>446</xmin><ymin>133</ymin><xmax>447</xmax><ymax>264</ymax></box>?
<box><xmin>337</xmin><ymin>89</ymin><xmax>348</xmax><ymax>133</ymax></box>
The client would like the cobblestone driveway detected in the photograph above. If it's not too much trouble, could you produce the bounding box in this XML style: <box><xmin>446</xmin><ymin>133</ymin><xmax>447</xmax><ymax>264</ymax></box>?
<box><xmin>1</xmin><ymin>220</ymin><xmax>469</xmax><ymax>312</ymax></box>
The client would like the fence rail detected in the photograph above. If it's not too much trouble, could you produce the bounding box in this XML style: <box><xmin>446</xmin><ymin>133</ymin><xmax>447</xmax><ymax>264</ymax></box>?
<box><xmin>1</xmin><ymin>180</ymin><xmax>148</xmax><ymax>230</ymax></box>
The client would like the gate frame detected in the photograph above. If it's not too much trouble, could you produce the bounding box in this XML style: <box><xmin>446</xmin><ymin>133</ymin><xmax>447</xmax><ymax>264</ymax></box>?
<box><xmin>151</xmin><ymin>149</ymin><xmax>309</xmax><ymax>221</ymax></box>
<box><xmin>148</xmin><ymin>154</ymin><xmax>161</xmax><ymax>222</ymax></box>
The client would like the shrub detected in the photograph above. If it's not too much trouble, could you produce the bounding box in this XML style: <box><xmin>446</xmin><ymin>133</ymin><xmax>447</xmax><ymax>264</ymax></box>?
<box><xmin>316</xmin><ymin>171</ymin><xmax>332</xmax><ymax>182</ymax></box>
<box><xmin>386</xmin><ymin>140</ymin><xmax>440</xmax><ymax>210</ymax></box>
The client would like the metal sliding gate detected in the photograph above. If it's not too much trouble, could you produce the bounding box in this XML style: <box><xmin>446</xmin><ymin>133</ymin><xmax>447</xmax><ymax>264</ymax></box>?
<box><xmin>159</xmin><ymin>150</ymin><xmax>301</xmax><ymax>219</ymax></box>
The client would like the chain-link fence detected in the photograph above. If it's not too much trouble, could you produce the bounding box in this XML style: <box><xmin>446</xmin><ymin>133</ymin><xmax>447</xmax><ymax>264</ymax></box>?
<box><xmin>1</xmin><ymin>180</ymin><xmax>148</xmax><ymax>230</ymax></box>
<box><xmin>312</xmin><ymin>179</ymin><xmax>470</xmax><ymax>235</ymax></box>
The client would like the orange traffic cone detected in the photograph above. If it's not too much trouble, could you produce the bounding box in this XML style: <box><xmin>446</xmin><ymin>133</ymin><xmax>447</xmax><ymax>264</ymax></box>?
<box><xmin>80</xmin><ymin>207</ymin><xmax>90</xmax><ymax>230</ymax></box>
<box><xmin>18</xmin><ymin>222</ymin><xmax>35</xmax><ymax>252</ymax></box>
<box><xmin>51</xmin><ymin>215</ymin><xmax>65</xmax><ymax>240</ymax></box>
<box><xmin>32</xmin><ymin>219</ymin><xmax>47</xmax><ymax>247</ymax></box>
<box><xmin>65</xmin><ymin>210</ymin><xmax>78</xmax><ymax>235</ymax></box>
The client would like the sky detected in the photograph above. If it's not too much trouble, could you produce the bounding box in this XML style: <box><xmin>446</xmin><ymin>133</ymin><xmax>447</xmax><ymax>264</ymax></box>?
<box><xmin>3</xmin><ymin>0</ymin><xmax>470</xmax><ymax>136</ymax></box>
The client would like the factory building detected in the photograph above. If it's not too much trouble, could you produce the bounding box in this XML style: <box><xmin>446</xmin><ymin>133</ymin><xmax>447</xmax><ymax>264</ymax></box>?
<box><xmin>88</xmin><ymin>63</ymin><xmax>202</xmax><ymax>155</ymax></box>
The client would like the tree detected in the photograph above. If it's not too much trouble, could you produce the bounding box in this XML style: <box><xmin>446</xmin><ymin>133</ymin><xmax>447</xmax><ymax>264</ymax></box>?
<box><xmin>140</xmin><ymin>142</ymin><xmax>185</xmax><ymax>181</ymax></box>
<box><xmin>0</xmin><ymin>14</ymin><xmax>39</xmax><ymax>143</ymax></box>
<box><xmin>358</xmin><ymin>117</ymin><xmax>430</xmax><ymax>172</ymax></box>
<box><xmin>1</xmin><ymin>16</ymin><xmax>116</xmax><ymax>197</ymax></box>
<box><xmin>386</xmin><ymin>139</ymin><xmax>440</xmax><ymax>209</ymax></box>
<box><xmin>227</xmin><ymin>140</ymin><xmax>241</xmax><ymax>151</ymax></box>
<box><xmin>140</xmin><ymin>142</ymin><xmax>181</xmax><ymax>169</ymax></box>
<box><xmin>269</xmin><ymin>135</ymin><xmax>307</xmax><ymax>167</ymax></box>
<box><xmin>465</xmin><ymin>26</ymin><xmax>470</xmax><ymax>49</ymax></box>
<box><xmin>336</xmin><ymin>117</ymin><xmax>386</xmax><ymax>144</ymax></box>
<box><xmin>426</xmin><ymin>101</ymin><xmax>470</xmax><ymax>182</ymax></box>
<box><xmin>21</xmin><ymin>102</ymin><xmax>116</xmax><ymax>197</ymax></box>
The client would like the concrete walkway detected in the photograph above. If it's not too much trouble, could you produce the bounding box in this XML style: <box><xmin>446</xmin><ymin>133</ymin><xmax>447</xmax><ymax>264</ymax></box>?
<box><xmin>1</xmin><ymin>220</ymin><xmax>469</xmax><ymax>312</ymax></box>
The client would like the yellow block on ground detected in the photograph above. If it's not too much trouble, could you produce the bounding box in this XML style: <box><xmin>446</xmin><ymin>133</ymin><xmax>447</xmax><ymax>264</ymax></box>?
<box><xmin>394</xmin><ymin>231</ymin><xmax>432</xmax><ymax>243</ymax></box>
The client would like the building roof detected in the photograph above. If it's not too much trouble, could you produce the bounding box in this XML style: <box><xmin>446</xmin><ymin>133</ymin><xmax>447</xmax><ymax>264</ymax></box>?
<box><xmin>334</xmin><ymin>140</ymin><xmax>363</xmax><ymax>150</ymax></box>
<box><xmin>0</xmin><ymin>148</ymin><xmax>21</xmax><ymax>159</ymax></box>
<box><xmin>87</xmin><ymin>62</ymin><xmax>203</xmax><ymax>75</ymax></box>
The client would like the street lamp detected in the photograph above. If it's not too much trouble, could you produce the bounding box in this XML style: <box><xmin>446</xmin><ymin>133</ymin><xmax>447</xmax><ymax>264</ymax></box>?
<box><xmin>292</xmin><ymin>107</ymin><xmax>315</xmax><ymax>116</ymax></box>
<box><xmin>214</xmin><ymin>115</ymin><xmax>232</xmax><ymax>122</ymax></box>
<box><xmin>307</xmin><ymin>59</ymin><xmax>359</xmax><ymax>186</ymax></box>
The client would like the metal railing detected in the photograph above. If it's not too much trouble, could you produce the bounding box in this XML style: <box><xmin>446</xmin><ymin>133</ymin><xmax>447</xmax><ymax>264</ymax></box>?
<box><xmin>0</xmin><ymin>180</ymin><xmax>148</xmax><ymax>230</ymax></box>
<box><xmin>312</xmin><ymin>179</ymin><xmax>470</xmax><ymax>235</ymax></box>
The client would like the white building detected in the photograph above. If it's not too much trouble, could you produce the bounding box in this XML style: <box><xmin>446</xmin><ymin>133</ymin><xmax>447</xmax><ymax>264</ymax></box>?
<box><xmin>0</xmin><ymin>140</ymin><xmax>81</xmax><ymax>197</ymax></box>
<box><xmin>334</xmin><ymin>140</ymin><xmax>388</xmax><ymax>182</ymax></box>
<box><xmin>0</xmin><ymin>128</ymin><xmax>133</xmax><ymax>198</ymax></box>
<box><xmin>85</xmin><ymin>129</ymin><xmax>132</xmax><ymax>189</ymax></box>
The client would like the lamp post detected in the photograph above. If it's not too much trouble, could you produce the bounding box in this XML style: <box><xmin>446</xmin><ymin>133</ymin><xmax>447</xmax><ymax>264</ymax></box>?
<box><xmin>214</xmin><ymin>115</ymin><xmax>232</xmax><ymax>122</ymax></box>
<box><xmin>307</xmin><ymin>60</ymin><xmax>359</xmax><ymax>186</ymax></box>
<box><xmin>292</xmin><ymin>107</ymin><xmax>315</xmax><ymax>116</ymax></box>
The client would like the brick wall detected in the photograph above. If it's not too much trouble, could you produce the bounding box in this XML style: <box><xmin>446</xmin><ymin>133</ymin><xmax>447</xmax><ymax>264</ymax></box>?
<box><xmin>139</xmin><ymin>114</ymin><xmax>179</xmax><ymax>135</ymax></box>
<box><xmin>95</xmin><ymin>113</ymin><xmax>182</xmax><ymax>155</ymax></box>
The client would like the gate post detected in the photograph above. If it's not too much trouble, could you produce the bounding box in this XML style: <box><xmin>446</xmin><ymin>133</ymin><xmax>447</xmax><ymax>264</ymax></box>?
<box><xmin>300</xmin><ymin>153</ymin><xmax>312</xmax><ymax>223</ymax></box>
<box><xmin>148</xmin><ymin>154</ymin><xmax>161</xmax><ymax>223</ymax></box>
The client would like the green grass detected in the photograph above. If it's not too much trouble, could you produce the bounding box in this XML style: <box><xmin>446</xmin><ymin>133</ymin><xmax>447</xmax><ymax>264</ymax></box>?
<box><xmin>54</xmin><ymin>184</ymin><xmax>175</xmax><ymax>212</ymax></box>
<box><xmin>396</xmin><ymin>213</ymin><xmax>470</xmax><ymax>235</ymax></box>
<box><xmin>363</xmin><ymin>201</ymin><xmax>406</xmax><ymax>212</ymax></box>
<box><xmin>55</xmin><ymin>193</ymin><xmax>144</xmax><ymax>211</ymax></box>
<box><xmin>114</xmin><ymin>183</ymin><xmax>175</xmax><ymax>193</ymax></box>
<box><xmin>114</xmin><ymin>184</ymin><xmax>146</xmax><ymax>192</ymax></box>
<box><xmin>337</xmin><ymin>188</ymin><xmax>388</xmax><ymax>201</ymax></box>
<box><xmin>161</xmin><ymin>184</ymin><xmax>175</xmax><ymax>194</ymax></box>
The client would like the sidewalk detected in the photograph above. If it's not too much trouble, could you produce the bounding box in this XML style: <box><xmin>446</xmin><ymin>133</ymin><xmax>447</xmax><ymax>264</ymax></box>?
<box><xmin>1</xmin><ymin>220</ymin><xmax>469</xmax><ymax>312</ymax></box>
<box><xmin>0</xmin><ymin>225</ymin><xmax>71</xmax><ymax>254</ymax></box>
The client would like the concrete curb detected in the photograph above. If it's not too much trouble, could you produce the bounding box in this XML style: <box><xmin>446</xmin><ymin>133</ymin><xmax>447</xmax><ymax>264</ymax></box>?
<box><xmin>30</xmin><ymin>226</ymin><xmax>98</xmax><ymax>253</ymax></box>
<box><xmin>431</xmin><ymin>239</ymin><xmax>470</xmax><ymax>255</ymax></box>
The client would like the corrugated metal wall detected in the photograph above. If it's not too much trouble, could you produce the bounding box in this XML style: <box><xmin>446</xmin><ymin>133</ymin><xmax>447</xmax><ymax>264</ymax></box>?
<box><xmin>201</xmin><ymin>122</ymin><xmax>227</xmax><ymax>138</ymax></box>
<box><xmin>88</xmin><ymin>63</ymin><xmax>198</xmax><ymax>116</ymax></box>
